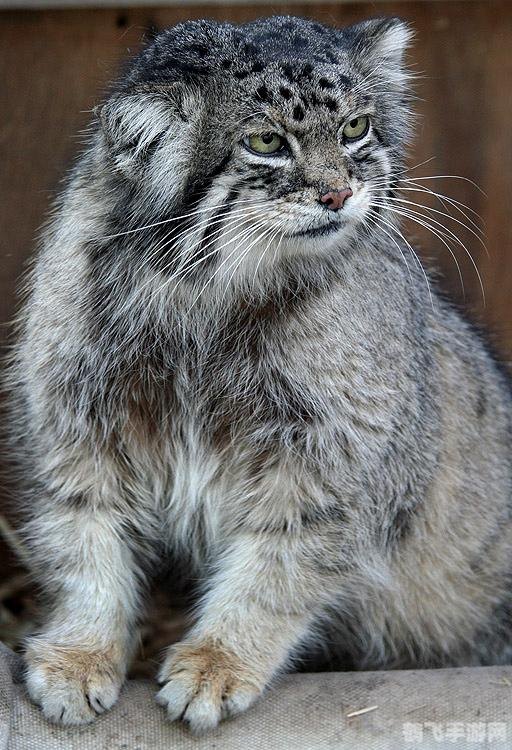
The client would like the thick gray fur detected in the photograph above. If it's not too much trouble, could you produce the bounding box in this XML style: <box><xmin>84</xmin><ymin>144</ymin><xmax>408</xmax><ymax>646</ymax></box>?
<box><xmin>6</xmin><ymin>15</ymin><xmax>512</xmax><ymax>733</ymax></box>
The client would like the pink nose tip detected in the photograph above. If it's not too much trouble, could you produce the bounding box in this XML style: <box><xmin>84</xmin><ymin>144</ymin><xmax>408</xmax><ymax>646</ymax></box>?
<box><xmin>320</xmin><ymin>188</ymin><xmax>353</xmax><ymax>211</ymax></box>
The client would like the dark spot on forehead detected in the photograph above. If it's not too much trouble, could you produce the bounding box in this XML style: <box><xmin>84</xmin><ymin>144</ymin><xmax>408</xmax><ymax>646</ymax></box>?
<box><xmin>256</xmin><ymin>84</ymin><xmax>272</xmax><ymax>103</ymax></box>
<box><xmin>298</xmin><ymin>93</ymin><xmax>310</xmax><ymax>110</ymax></box>
<box><xmin>293</xmin><ymin>35</ymin><xmax>309</xmax><ymax>49</ymax></box>
<box><xmin>234</xmin><ymin>69</ymin><xmax>250</xmax><ymax>80</ymax></box>
<box><xmin>325</xmin><ymin>51</ymin><xmax>338</xmax><ymax>64</ymax></box>
<box><xmin>279</xmin><ymin>86</ymin><xmax>292</xmax><ymax>100</ymax></box>
<box><xmin>252</xmin><ymin>31</ymin><xmax>276</xmax><ymax>45</ymax></box>
<box><xmin>221</xmin><ymin>59</ymin><xmax>232</xmax><ymax>69</ymax></box>
<box><xmin>302</xmin><ymin>63</ymin><xmax>314</xmax><ymax>77</ymax></box>
<box><xmin>324</xmin><ymin>98</ymin><xmax>338</xmax><ymax>112</ymax></box>
<box><xmin>187</xmin><ymin>43</ymin><xmax>208</xmax><ymax>57</ymax></box>
<box><xmin>152</xmin><ymin>58</ymin><xmax>207</xmax><ymax>80</ymax></box>
<box><xmin>251</xmin><ymin>61</ymin><xmax>265</xmax><ymax>73</ymax></box>
<box><xmin>293</xmin><ymin>104</ymin><xmax>305</xmax><ymax>122</ymax></box>
<box><xmin>244</xmin><ymin>42</ymin><xmax>259</xmax><ymax>56</ymax></box>
<box><xmin>318</xmin><ymin>78</ymin><xmax>334</xmax><ymax>90</ymax></box>
<box><xmin>281</xmin><ymin>64</ymin><xmax>295</xmax><ymax>82</ymax></box>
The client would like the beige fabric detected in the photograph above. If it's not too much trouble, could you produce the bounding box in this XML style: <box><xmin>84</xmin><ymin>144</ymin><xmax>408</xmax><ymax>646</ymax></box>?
<box><xmin>1</xmin><ymin>642</ymin><xmax>511</xmax><ymax>750</ymax></box>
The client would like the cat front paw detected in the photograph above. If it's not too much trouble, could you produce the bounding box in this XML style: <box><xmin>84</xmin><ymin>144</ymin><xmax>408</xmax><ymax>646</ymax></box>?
<box><xmin>156</xmin><ymin>639</ymin><xmax>262</xmax><ymax>733</ymax></box>
<box><xmin>24</xmin><ymin>638</ymin><xmax>125</xmax><ymax>725</ymax></box>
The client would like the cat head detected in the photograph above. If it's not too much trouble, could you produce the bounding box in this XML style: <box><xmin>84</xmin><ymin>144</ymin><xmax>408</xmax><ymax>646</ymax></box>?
<box><xmin>98</xmin><ymin>16</ymin><xmax>413</xmax><ymax>288</ymax></box>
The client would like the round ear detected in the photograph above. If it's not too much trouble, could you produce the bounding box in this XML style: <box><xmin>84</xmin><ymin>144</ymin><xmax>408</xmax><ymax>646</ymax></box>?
<box><xmin>343</xmin><ymin>17</ymin><xmax>414</xmax><ymax>87</ymax></box>
<box><xmin>96</xmin><ymin>80</ymin><xmax>207</xmax><ymax>177</ymax></box>
<box><xmin>96</xmin><ymin>93</ymin><xmax>175</xmax><ymax>175</ymax></box>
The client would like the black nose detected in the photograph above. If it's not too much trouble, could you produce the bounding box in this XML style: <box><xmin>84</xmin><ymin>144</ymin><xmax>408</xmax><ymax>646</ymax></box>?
<box><xmin>319</xmin><ymin>188</ymin><xmax>353</xmax><ymax>211</ymax></box>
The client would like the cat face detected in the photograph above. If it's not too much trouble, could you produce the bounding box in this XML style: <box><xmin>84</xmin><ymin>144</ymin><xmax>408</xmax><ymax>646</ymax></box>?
<box><xmin>100</xmin><ymin>16</ymin><xmax>413</xmax><ymax>286</ymax></box>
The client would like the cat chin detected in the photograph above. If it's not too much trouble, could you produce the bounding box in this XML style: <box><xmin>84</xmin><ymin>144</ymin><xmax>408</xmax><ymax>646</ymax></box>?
<box><xmin>279</xmin><ymin>224</ymin><xmax>357</xmax><ymax>257</ymax></box>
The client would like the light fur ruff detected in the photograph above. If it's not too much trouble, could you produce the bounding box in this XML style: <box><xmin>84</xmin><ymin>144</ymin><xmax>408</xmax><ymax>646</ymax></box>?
<box><xmin>6</xmin><ymin>16</ymin><xmax>512</xmax><ymax>733</ymax></box>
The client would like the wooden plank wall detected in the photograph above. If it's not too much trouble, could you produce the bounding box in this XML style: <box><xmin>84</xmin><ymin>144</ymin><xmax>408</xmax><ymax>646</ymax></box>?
<box><xmin>0</xmin><ymin>2</ymin><xmax>511</xmax><ymax>565</ymax></box>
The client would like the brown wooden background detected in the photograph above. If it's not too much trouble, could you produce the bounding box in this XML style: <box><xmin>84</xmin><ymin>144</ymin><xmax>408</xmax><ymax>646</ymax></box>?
<box><xmin>0</xmin><ymin>1</ymin><xmax>511</xmax><ymax>578</ymax></box>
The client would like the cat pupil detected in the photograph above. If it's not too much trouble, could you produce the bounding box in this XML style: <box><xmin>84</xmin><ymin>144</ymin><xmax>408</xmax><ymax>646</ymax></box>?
<box><xmin>350</xmin><ymin>119</ymin><xmax>359</xmax><ymax>128</ymax></box>
<box><xmin>261</xmin><ymin>133</ymin><xmax>274</xmax><ymax>144</ymax></box>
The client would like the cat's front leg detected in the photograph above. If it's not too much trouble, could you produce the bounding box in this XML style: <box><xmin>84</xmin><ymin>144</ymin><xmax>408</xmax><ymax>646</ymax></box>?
<box><xmin>157</xmin><ymin>527</ymin><xmax>337</xmax><ymax>733</ymax></box>
<box><xmin>24</xmin><ymin>503</ymin><xmax>144</xmax><ymax>725</ymax></box>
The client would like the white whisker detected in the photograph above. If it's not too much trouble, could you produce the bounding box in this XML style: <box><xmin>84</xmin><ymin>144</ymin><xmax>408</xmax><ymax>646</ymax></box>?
<box><xmin>393</xmin><ymin>184</ymin><xmax>484</xmax><ymax>228</ymax></box>
<box><xmin>363</xmin><ymin>212</ymin><xmax>412</xmax><ymax>281</ymax></box>
<box><xmin>382</xmin><ymin>195</ymin><xmax>487</xmax><ymax>249</ymax></box>
<box><xmin>366</xmin><ymin>208</ymin><xmax>435</xmax><ymax>310</ymax></box>
<box><xmin>146</xmin><ymin>214</ymin><xmax>265</xmax><ymax>303</ymax></box>
<box><xmin>137</xmin><ymin>202</ymin><xmax>270</xmax><ymax>279</ymax></box>
<box><xmin>220</xmin><ymin>226</ymin><xmax>277</xmax><ymax>304</ymax></box>
<box><xmin>100</xmin><ymin>196</ymin><xmax>270</xmax><ymax>240</ymax></box>
<box><xmin>398</xmin><ymin>174</ymin><xmax>486</xmax><ymax>196</ymax></box>
<box><xmin>185</xmin><ymin>221</ymin><xmax>272</xmax><ymax>314</ymax></box>
<box><xmin>370</xmin><ymin>202</ymin><xmax>485</xmax><ymax>305</ymax></box>
<box><xmin>250</xmin><ymin>227</ymin><xmax>281</xmax><ymax>288</ymax></box>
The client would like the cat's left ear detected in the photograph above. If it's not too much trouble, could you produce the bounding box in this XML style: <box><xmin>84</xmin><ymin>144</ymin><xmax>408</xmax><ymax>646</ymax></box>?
<box><xmin>344</xmin><ymin>17</ymin><xmax>413</xmax><ymax>84</ymax></box>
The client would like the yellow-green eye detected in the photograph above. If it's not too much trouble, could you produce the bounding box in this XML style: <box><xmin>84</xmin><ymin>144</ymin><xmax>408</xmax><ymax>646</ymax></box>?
<box><xmin>342</xmin><ymin>116</ymin><xmax>370</xmax><ymax>141</ymax></box>
<box><xmin>246</xmin><ymin>132</ymin><xmax>285</xmax><ymax>155</ymax></box>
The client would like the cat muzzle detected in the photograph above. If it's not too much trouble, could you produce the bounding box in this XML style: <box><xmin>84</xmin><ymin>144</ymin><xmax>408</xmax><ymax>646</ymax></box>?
<box><xmin>319</xmin><ymin>188</ymin><xmax>353</xmax><ymax>211</ymax></box>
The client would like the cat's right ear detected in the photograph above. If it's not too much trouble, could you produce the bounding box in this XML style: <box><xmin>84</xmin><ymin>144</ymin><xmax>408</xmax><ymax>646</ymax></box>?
<box><xmin>96</xmin><ymin>87</ymin><xmax>198</xmax><ymax>178</ymax></box>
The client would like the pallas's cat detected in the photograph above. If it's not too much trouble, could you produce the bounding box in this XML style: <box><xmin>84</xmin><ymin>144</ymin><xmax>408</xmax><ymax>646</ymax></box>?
<box><xmin>7</xmin><ymin>15</ymin><xmax>512</xmax><ymax>733</ymax></box>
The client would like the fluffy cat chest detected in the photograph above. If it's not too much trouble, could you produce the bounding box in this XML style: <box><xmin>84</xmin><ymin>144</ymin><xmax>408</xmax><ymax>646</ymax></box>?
<box><xmin>116</xmin><ymin>329</ymin><xmax>398</xmax><ymax>473</ymax></box>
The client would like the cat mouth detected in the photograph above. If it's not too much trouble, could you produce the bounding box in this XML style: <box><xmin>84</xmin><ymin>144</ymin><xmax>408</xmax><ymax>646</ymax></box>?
<box><xmin>286</xmin><ymin>221</ymin><xmax>343</xmax><ymax>238</ymax></box>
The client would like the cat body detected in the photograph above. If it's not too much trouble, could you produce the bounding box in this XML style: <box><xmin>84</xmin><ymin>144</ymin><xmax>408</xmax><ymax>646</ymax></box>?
<box><xmin>7</xmin><ymin>16</ymin><xmax>512</xmax><ymax>732</ymax></box>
